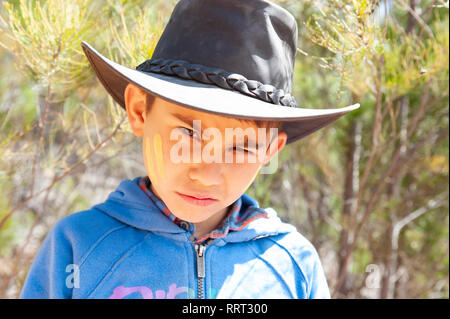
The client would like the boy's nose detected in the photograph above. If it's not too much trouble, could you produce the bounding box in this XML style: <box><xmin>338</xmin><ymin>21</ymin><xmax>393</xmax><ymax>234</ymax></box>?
<box><xmin>188</xmin><ymin>162</ymin><xmax>223</xmax><ymax>187</ymax></box>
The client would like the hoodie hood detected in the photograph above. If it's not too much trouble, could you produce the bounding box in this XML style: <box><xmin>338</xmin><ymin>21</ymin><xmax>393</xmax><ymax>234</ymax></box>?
<box><xmin>92</xmin><ymin>176</ymin><xmax>295</xmax><ymax>244</ymax></box>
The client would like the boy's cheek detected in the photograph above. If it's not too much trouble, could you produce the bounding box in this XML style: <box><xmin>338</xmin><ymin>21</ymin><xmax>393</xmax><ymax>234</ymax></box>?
<box><xmin>226</xmin><ymin>163</ymin><xmax>261</xmax><ymax>185</ymax></box>
<box><xmin>142</xmin><ymin>134</ymin><xmax>169</xmax><ymax>187</ymax></box>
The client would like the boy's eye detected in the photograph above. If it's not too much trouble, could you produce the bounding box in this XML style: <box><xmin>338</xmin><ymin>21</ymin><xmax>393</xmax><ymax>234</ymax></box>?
<box><xmin>181</xmin><ymin>127</ymin><xmax>193</xmax><ymax>136</ymax></box>
<box><xmin>233</xmin><ymin>147</ymin><xmax>252</xmax><ymax>154</ymax></box>
<box><xmin>180</xmin><ymin>127</ymin><xmax>199</xmax><ymax>139</ymax></box>
<box><xmin>178</xmin><ymin>127</ymin><xmax>254</xmax><ymax>154</ymax></box>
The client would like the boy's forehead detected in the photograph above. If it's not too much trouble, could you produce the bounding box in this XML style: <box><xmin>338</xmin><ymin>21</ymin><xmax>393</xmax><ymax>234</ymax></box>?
<box><xmin>155</xmin><ymin>96</ymin><xmax>259</xmax><ymax>130</ymax></box>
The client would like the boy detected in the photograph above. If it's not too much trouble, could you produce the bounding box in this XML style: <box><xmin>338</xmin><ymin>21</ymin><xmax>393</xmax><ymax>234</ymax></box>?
<box><xmin>20</xmin><ymin>0</ymin><xmax>359</xmax><ymax>299</ymax></box>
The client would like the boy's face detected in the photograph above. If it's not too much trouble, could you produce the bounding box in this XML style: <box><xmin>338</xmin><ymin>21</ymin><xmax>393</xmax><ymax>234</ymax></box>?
<box><xmin>125</xmin><ymin>84</ymin><xmax>287</xmax><ymax>224</ymax></box>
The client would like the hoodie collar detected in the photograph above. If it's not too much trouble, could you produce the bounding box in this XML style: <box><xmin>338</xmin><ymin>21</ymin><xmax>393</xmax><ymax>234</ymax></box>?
<box><xmin>92</xmin><ymin>176</ymin><xmax>294</xmax><ymax>244</ymax></box>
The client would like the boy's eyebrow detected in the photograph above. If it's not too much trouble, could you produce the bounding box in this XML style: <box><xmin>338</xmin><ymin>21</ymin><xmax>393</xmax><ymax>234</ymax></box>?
<box><xmin>168</xmin><ymin>111</ymin><xmax>261</xmax><ymax>149</ymax></box>
<box><xmin>168</xmin><ymin>111</ymin><xmax>200</xmax><ymax>128</ymax></box>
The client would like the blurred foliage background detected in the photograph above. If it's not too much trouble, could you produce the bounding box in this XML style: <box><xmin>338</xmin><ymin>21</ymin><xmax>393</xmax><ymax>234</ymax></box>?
<box><xmin>0</xmin><ymin>0</ymin><xmax>448</xmax><ymax>298</ymax></box>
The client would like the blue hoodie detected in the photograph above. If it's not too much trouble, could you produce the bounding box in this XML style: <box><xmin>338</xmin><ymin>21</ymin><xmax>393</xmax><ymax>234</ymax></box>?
<box><xmin>20</xmin><ymin>176</ymin><xmax>331</xmax><ymax>299</ymax></box>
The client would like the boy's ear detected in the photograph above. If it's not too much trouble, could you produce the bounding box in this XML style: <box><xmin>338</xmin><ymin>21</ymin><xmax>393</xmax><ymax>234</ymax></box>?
<box><xmin>262</xmin><ymin>131</ymin><xmax>287</xmax><ymax>166</ymax></box>
<box><xmin>124</xmin><ymin>83</ymin><xmax>148</xmax><ymax>137</ymax></box>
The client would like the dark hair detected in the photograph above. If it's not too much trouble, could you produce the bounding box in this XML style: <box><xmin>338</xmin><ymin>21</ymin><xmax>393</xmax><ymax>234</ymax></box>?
<box><xmin>238</xmin><ymin>118</ymin><xmax>284</xmax><ymax>131</ymax></box>
<box><xmin>146</xmin><ymin>93</ymin><xmax>155</xmax><ymax>112</ymax></box>
<box><xmin>145</xmin><ymin>93</ymin><xmax>283</xmax><ymax>131</ymax></box>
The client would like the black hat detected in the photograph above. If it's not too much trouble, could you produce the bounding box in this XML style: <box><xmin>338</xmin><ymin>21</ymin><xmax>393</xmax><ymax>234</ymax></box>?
<box><xmin>81</xmin><ymin>0</ymin><xmax>359</xmax><ymax>144</ymax></box>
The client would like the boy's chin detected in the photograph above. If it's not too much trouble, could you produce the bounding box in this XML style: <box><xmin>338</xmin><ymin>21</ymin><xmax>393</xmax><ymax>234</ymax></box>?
<box><xmin>171</xmin><ymin>208</ymin><xmax>220</xmax><ymax>223</ymax></box>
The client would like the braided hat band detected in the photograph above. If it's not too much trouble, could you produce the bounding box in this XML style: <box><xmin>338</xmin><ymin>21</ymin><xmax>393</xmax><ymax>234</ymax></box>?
<box><xmin>136</xmin><ymin>58</ymin><xmax>297</xmax><ymax>108</ymax></box>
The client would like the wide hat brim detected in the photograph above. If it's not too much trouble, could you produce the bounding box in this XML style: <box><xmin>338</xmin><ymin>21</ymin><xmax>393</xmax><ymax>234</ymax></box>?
<box><xmin>81</xmin><ymin>41</ymin><xmax>359</xmax><ymax>145</ymax></box>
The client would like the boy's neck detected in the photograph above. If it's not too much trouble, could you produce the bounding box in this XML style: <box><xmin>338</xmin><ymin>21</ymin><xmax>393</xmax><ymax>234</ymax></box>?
<box><xmin>191</xmin><ymin>205</ymin><xmax>230</xmax><ymax>240</ymax></box>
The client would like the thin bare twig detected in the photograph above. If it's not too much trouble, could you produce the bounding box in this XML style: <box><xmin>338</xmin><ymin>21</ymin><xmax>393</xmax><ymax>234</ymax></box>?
<box><xmin>29</xmin><ymin>85</ymin><xmax>52</xmax><ymax>198</ymax></box>
<box><xmin>0</xmin><ymin>114</ymin><xmax>127</xmax><ymax>231</ymax></box>
<box><xmin>335</xmin><ymin>124</ymin><xmax>449</xmax><ymax>293</ymax></box>
<box><xmin>397</xmin><ymin>0</ymin><xmax>436</xmax><ymax>38</ymax></box>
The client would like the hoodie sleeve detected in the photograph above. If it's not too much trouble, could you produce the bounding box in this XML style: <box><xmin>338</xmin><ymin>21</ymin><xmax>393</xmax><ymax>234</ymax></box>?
<box><xmin>306</xmin><ymin>246</ymin><xmax>331</xmax><ymax>299</ymax></box>
<box><xmin>20</xmin><ymin>219</ymin><xmax>74</xmax><ymax>299</ymax></box>
<box><xmin>279</xmin><ymin>231</ymin><xmax>331</xmax><ymax>299</ymax></box>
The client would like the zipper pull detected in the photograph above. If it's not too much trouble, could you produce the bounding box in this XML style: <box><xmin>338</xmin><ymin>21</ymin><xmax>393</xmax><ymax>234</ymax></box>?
<box><xmin>194</xmin><ymin>244</ymin><xmax>206</xmax><ymax>278</ymax></box>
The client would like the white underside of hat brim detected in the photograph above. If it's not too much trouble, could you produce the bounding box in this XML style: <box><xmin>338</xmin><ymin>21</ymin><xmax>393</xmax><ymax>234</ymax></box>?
<box><xmin>81</xmin><ymin>41</ymin><xmax>360</xmax><ymax>144</ymax></box>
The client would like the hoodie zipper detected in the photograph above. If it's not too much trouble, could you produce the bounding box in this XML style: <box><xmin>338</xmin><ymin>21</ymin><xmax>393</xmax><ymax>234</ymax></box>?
<box><xmin>194</xmin><ymin>243</ymin><xmax>206</xmax><ymax>299</ymax></box>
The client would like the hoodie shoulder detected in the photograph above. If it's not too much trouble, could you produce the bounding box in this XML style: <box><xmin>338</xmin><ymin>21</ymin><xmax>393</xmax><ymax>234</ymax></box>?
<box><xmin>51</xmin><ymin>208</ymin><xmax>130</xmax><ymax>261</ymax></box>
<box><xmin>58</xmin><ymin>208</ymin><xmax>125</xmax><ymax>230</ymax></box>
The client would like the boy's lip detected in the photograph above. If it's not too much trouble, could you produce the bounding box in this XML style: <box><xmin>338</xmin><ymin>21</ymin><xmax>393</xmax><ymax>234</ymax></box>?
<box><xmin>175</xmin><ymin>191</ymin><xmax>218</xmax><ymax>200</ymax></box>
<box><xmin>176</xmin><ymin>192</ymin><xmax>218</xmax><ymax>207</ymax></box>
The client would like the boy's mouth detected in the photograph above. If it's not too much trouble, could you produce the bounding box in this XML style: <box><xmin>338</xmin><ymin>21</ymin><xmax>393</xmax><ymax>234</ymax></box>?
<box><xmin>176</xmin><ymin>192</ymin><xmax>218</xmax><ymax>206</ymax></box>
